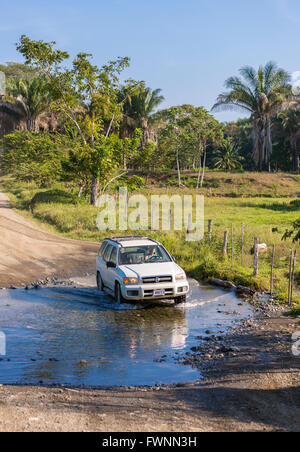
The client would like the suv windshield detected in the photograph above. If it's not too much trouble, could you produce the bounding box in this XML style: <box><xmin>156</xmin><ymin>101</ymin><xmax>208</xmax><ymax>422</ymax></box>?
<box><xmin>119</xmin><ymin>245</ymin><xmax>172</xmax><ymax>265</ymax></box>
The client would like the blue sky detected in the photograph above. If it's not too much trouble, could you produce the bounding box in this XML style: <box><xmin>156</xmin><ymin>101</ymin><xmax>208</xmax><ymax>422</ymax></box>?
<box><xmin>1</xmin><ymin>0</ymin><xmax>300</xmax><ymax>122</ymax></box>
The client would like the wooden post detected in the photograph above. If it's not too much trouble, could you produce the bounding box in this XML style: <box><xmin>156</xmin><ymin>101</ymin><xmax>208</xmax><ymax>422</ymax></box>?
<box><xmin>208</xmin><ymin>220</ymin><xmax>213</xmax><ymax>243</ymax></box>
<box><xmin>288</xmin><ymin>250</ymin><xmax>293</xmax><ymax>305</ymax></box>
<box><xmin>241</xmin><ymin>223</ymin><xmax>244</xmax><ymax>266</ymax></box>
<box><xmin>291</xmin><ymin>250</ymin><xmax>297</xmax><ymax>305</ymax></box>
<box><xmin>231</xmin><ymin>224</ymin><xmax>234</xmax><ymax>266</ymax></box>
<box><xmin>270</xmin><ymin>245</ymin><xmax>275</xmax><ymax>295</ymax></box>
<box><xmin>168</xmin><ymin>208</ymin><xmax>172</xmax><ymax>231</ymax></box>
<box><xmin>223</xmin><ymin>231</ymin><xmax>228</xmax><ymax>256</ymax></box>
<box><xmin>253</xmin><ymin>237</ymin><xmax>259</xmax><ymax>276</ymax></box>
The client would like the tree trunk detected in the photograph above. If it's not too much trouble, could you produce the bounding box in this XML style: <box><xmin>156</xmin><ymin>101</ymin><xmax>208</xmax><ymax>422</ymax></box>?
<box><xmin>123</xmin><ymin>151</ymin><xmax>127</xmax><ymax>170</ymax></box>
<box><xmin>176</xmin><ymin>147</ymin><xmax>181</xmax><ymax>188</ymax></box>
<box><xmin>27</xmin><ymin>118</ymin><xmax>36</xmax><ymax>132</ymax></box>
<box><xmin>196</xmin><ymin>155</ymin><xmax>202</xmax><ymax>189</ymax></box>
<box><xmin>90</xmin><ymin>177</ymin><xmax>99</xmax><ymax>206</ymax></box>
<box><xmin>78</xmin><ymin>185</ymin><xmax>85</xmax><ymax>198</ymax></box>
<box><xmin>295</xmin><ymin>153</ymin><xmax>299</xmax><ymax>173</ymax></box>
<box><xmin>253</xmin><ymin>119</ymin><xmax>264</xmax><ymax>171</ymax></box>
<box><xmin>265</xmin><ymin>118</ymin><xmax>272</xmax><ymax>171</ymax></box>
<box><xmin>200</xmin><ymin>147</ymin><xmax>207</xmax><ymax>187</ymax></box>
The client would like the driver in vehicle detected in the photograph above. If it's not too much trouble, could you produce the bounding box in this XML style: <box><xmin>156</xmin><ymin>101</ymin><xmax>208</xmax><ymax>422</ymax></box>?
<box><xmin>145</xmin><ymin>246</ymin><xmax>157</xmax><ymax>262</ymax></box>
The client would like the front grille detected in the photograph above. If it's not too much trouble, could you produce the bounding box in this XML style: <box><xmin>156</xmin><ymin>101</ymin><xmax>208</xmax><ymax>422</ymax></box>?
<box><xmin>142</xmin><ymin>275</ymin><xmax>172</xmax><ymax>284</ymax></box>
<box><xmin>144</xmin><ymin>288</ymin><xmax>174</xmax><ymax>298</ymax></box>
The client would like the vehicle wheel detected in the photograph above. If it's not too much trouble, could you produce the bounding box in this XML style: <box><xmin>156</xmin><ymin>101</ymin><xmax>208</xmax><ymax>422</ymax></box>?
<box><xmin>175</xmin><ymin>295</ymin><xmax>187</xmax><ymax>305</ymax></box>
<box><xmin>114</xmin><ymin>282</ymin><xmax>125</xmax><ymax>304</ymax></box>
<box><xmin>96</xmin><ymin>272</ymin><xmax>104</xmax><ymax>291</ymax></box>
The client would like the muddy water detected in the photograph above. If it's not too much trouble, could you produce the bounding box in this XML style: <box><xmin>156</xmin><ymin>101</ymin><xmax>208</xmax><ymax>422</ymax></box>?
<box><xmin>0</xmin><ymin>278</ymin><xmax>253</xmax><ymax>386</ymax></box>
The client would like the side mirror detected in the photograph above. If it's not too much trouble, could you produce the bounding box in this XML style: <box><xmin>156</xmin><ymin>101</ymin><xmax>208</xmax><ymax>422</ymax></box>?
<box><xmin>107</xmin><ymin>261</ymin><xmax>116</xmax><ymax>268</ymax></box>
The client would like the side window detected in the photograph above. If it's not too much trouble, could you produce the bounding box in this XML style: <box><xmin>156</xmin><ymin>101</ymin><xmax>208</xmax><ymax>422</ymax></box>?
<box><xmin>103</xmin><ymin>244</ymin><xmax>113</xmax><ymax>262</ymax></box>
<box><xmin>110</xmin><ymin>247</ymin><xmax>117</xmax><ymax>265</ymax></box>
<box><xmin>98</xmin><ymin>241</ymin><xmax>108</xmax><ymax>257</ymax></box>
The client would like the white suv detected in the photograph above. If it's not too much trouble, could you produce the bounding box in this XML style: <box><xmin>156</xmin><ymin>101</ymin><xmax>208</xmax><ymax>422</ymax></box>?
<box><xmin>96</xmin><ymin>236</ymin><xmax>189</xmax><ymax>304</ymax></box>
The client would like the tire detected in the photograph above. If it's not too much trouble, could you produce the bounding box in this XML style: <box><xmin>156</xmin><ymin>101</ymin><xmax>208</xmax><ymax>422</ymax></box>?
<box><xmin>114</xmin><ymin>282</ymin><xmax>125</xmax><ymax>304</ymax></box>
<box><xmin>96</xmin><ymin>272</ymin><xmax>104</xmax><ymax>291</ymax></box>
<box><xmin>175</xmin><ymin>294</ymin><xmax>187</xmax><ymax>305</ymax></box>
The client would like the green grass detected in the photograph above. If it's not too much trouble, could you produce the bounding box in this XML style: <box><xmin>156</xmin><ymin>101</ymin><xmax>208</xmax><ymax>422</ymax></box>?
<box><xmin>1</xmin><ymin>175</ymin><xmax>300</xmax><ymax>307</ymax></box>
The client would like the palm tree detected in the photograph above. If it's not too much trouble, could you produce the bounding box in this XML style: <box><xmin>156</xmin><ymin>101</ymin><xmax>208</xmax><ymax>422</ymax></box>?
<box><xmin>122</xmin><ymin>86</ymin><xmax>164</xmax><ymax>146</ymax></box>
<box><xmin>0</xmin><ymin>77</ymin><xmax>51</xmax><ymax>131</ymax></box>
<box><xmin>212</xmin><ymin>140</ymin><xmax>243</xmax><ymax>171</ymax></box>
<box><xmin>212</xmin><ymin>62</ymin><xmax>292</xmax><ymax>171</ymax></box>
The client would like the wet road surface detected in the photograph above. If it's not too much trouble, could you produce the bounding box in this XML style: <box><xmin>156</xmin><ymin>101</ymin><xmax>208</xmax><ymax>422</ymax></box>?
<box><xmin>0</xmin><ymin>278</ymin><xmax>253</xmax><ymax>386</ymax></box>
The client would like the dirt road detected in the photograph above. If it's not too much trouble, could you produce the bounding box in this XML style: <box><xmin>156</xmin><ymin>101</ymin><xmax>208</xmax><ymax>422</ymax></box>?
<box><xmin>0</xmin><ymin>191</ymin><xmax>299</xmax><ymax>432</ymax></box>
<box><xmin>0</xmin><ymin>191</ymin><xmax>98</xmax><ymax>287</ymax></box>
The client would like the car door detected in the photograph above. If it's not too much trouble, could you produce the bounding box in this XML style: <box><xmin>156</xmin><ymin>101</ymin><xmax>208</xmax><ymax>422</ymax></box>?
<box><xmin>97</xmin><ymin>241</ymin><xmax>108</xmax><ymax>272</ymax></box>
<box><xmin>106</xmin><ymin>246</ymin><xmax>118</xmax><ymax>290</ymax></box>
<box><xmin>101</xmin><ymin>244</ymin><xmax>113</xmax><ymax>285</ymax></box>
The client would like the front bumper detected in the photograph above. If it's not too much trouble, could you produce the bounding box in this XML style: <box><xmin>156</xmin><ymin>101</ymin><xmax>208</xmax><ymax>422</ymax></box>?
<box><xmin>121</xmin><ymin>281</ymin><xmax>189</xmax><ymax>301</ymax></box>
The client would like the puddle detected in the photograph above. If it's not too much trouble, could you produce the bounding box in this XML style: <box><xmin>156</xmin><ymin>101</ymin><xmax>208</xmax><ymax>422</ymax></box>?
<box><xmin>0</xmin><ymin>278</ymin><xmax>253</xmax><ymax>386</ymax></box>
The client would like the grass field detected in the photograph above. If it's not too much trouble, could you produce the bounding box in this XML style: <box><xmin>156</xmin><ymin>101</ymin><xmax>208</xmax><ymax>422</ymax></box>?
<box><xmin>1</xmin><ymin>173</ymin><xmax>299</xmax><ymax>309</ymax></box>
<box><xmin>146</xmin><ymin>170</ymin><xmax>300</xmax><ymax>198</ymax></box>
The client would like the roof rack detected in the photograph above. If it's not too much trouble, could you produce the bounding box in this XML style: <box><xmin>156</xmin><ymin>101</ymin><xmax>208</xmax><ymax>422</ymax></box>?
<box><xmin>108</xmin><ymin>236</ymin><xmax>158</xmax><ymax>246</ymax></box>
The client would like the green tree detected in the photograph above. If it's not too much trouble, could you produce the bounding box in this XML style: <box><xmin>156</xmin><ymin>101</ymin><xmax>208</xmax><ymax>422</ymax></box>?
<box><xmin>0</xmin><ymin>62</ymin><xmax>39</xmax><ymax>81</ymax></box>
<box><xmin>212</xmin><ymin>139</ymin><xmax>243</xmax><ymax>171</ymax></box>
<box><xmin>155</xmin><ymin>105</ymin><xmax>223</xmax><ymax>187</ymax></box>
<box><xmin>223</xmin><ymin>118</ymin><xmax>253</xmax><ymax>170</ymax></box>
<box><xmin>1</xmin><ymin>77</ymin><xmax>51</xmax><ymax>131</ymax></box>
<box><xmin>121</xmin><ymin>85</ymin><xmax>164</xmax><ymax>146</ymax></box>
<box><xmin>16</xmin><ymin>35</ymin><xmax>139</xmax><ymax>205</ymax></box>
<box><xmin>0</xmin><ymin>130</ymin><xmax>69</xmax><ymax>186</ymax></box>
<box><xmin>212</xmin><ymin>62</ymin><xmax>292</xmax><ymax>171</ymax></box>
<box><xmin>64</xmin><ymin>129</ymin><xmax>142</xmax><ymax>201</ymax></box>
<box><xmin>283</xmin><ymin>217</ymin><xmax>300</xmax><ymax>242</ymax></box>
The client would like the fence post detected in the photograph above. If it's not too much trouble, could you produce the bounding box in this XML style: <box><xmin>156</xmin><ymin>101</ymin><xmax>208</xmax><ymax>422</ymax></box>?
<box><xmin>208</xmin><ymin>220</ymin><xmax>213</xmax><ymax>243</ymax></box>
<box><xmin>288</xmin><ymin>250</ymin><xmax>293</xmax><ymax>305</ymax></box>
<box><xmin>291</xmin><ymin>250</ymin><xmax>297</xmax><ymax>305</ymax></box>
<box><xmin>168</xmin><ymin>208</ymin><xmax>172</xmax><ymax>231</ymax></box>
<box><xmin>241</xmin><ymin>223</ymin><xmax>244</xmax><ymax>266</ymax></box>
<box><xmin>231</xmin><ymin>224</ymin><xmax>234</xmax><ymax>266</ymax></box>
<box><xmin>253</xmin><ymin>237</ymin><xmax>259</xmax><ymax>276</ymax></box>
<box><xmin>223</xmin><ymin>231</ymin><xmax>228</xmax><ymax>256</ymax></box>
<box><xmin>270</xmin><ymin>245</ymin><xmax>275</xmax><ymax>295</ymax></box>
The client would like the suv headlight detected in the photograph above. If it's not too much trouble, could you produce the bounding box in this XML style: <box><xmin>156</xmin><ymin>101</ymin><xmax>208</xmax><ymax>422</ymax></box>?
<box><xmin>123</xmin><ymin>277</ymin><xmax>138</xmax><ymax>285</ymax></box>
<box><xmin>175</xmin><ymin>273</ymin><xmax>186</xmax><ymax>281</ymax></box>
